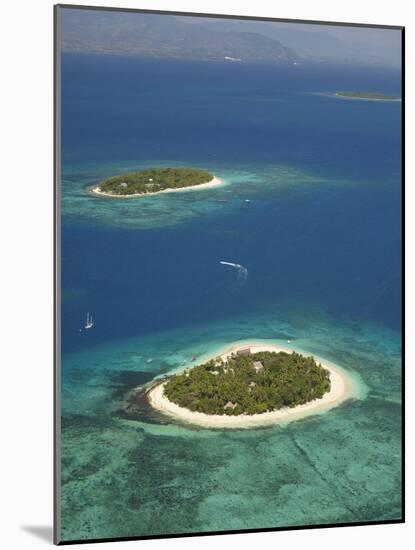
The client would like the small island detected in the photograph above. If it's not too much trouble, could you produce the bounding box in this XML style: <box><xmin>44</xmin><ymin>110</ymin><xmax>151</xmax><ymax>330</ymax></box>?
<box><xmin>335</xmin><ymin>91</ymin><xmax>400</xmax><ymax>101</ymax></box>
<box><xmin>146</xmin><ymin>343</ymin><xmax>358</xmax><ymax>428</ymax></box>
<box><xmin>91</xmin><ymin>167</ymin><xmax>223</xmax><ymax>198</ymax></box>
<box><xmin>165</xmin><ymin>350</ymin><xmax>330</xmax><ymax>415</ymax></box>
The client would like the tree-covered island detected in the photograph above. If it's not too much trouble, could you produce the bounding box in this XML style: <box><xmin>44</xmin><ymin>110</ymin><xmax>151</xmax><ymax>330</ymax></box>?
<box><xmin>335</xmin><ymin>91</ymin><xmax>400</xmax><ymax>101</ymax></box>
<box><xmin>163</xmin><ymin>350</ymin><xmax>331</xmax><ymax>416</ymax></box>
<box><xmin>94</xmin><ymin>167</ymin><xmax>215</xmax><ymax>196</ymax></box>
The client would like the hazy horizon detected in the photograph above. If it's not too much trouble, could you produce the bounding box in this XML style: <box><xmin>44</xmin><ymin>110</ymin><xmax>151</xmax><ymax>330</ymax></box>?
<box><xmin>60</xmin><ymin>8</ymin><xmax>402</xmax><ymax>68</ymax></box>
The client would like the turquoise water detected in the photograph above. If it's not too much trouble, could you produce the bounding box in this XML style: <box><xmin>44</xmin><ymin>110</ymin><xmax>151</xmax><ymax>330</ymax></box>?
<box><xmin>62</xmin><ymin>161</ymin><xmax>332</xmax><ymax>230</ymax></box>
<box><xmin>59</xmin><ymin>52</ymin><xmax>402</xmax><ymax>541</ymax></box>
<box><xmin>61</xmin><ymin>308</ymin><xmax>401</xmax><ymax>540</ymax></box>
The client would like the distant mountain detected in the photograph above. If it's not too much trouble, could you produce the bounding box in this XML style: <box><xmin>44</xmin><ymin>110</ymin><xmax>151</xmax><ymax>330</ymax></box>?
<box><xmin>182</xmin><ymin>17</ymin><xmax>401</xmax><ymax>68</ymax></box>
<box><xmin>61</xmin><ymin>10</ymin><xmax>299</xmax><ymax>64</ymax></box>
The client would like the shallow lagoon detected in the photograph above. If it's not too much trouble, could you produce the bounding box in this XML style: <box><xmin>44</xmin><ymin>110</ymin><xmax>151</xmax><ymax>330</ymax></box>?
<box><xmin>61</xmin><ymin>310</ymin><xmax>401</xmax><ymax>540</ymax></box>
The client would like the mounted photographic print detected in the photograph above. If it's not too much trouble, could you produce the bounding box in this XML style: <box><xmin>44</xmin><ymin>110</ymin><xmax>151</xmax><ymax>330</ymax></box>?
<box><xmin>54</xmin><ymin>4</ymin><xmax>404</xmax><ymax>544</ymax></box>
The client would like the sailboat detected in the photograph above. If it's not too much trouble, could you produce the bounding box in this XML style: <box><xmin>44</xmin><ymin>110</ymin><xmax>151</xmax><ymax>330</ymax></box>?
<box><xmin>84</xmin><ymin>312</ymin><xmax>94</xmax><ymax>330</ymax></box>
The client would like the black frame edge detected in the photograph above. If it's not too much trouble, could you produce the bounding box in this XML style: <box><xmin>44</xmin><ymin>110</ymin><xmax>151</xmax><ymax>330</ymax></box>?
<box><xmin>400</xmin><ymin>25</ymin><xmax>405</xmax><ymax>524</ymax></box>
<box><xmin>58</xmin><ymin>519</ymin><xmax>404</xmax><ymax>546</ymax></box>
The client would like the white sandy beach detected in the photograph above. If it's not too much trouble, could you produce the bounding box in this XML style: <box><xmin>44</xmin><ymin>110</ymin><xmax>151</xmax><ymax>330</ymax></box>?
<box><xmin>91</xmin><ymin>176</ymin><xmax>224</xmax><ymax>198</ymax></box>
<box><xmin>147</xmin><ymin>342</ymin><xmax>360</xmax><ymax>429</ymax></box>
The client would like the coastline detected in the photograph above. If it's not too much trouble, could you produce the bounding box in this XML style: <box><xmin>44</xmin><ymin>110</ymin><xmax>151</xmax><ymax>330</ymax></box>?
<box><xmin>147</xmin><ymin>342</ymin><xmax>361</xmax><ymax>429</ymax></box>
<box><xmin>90</xmin><ymin>176</ymin><xmax>224</xmax><ymax>198</ymax></box>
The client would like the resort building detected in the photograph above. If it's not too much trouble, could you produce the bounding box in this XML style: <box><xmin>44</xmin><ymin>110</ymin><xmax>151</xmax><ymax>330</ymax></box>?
<box><xmin>253</xmin><ymin>361</ymin><xmax>264</xmax><ymax>372</ymax></box>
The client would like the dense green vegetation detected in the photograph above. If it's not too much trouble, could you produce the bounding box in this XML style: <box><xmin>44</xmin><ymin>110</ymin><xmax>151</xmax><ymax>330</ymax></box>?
<box><xmin>98</xmin><ymin>168</ymin><xmax>214</xmax><ymax>195</ymax></box>
<box><xmin>336</xmin><ymin>91</ymin><xmax>400</xmax><ymax>100</ymax></box>
<box><xmin>164</xmin><ymin>351</ymin><xmax>331</xmax><ymax>416</ymax></box>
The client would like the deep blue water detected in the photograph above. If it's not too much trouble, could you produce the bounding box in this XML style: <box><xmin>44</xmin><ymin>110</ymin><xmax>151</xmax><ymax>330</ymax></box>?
<box><xmin>61</xmin><ymin>53</ymin><xmax>401</xmax><ymax>354</ymax></box>
<box><xmin>62</xmin><ymin>55</ymin><xmax>401</xmax><ymax>179</ymax></box>
<box><xmin>62</xmin><ymin>54</ymin><xmax>400</xmax><ymax>179</ymax></box>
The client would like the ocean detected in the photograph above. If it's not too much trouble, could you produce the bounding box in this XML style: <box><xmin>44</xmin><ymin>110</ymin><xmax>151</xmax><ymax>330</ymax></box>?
<box><xmin>59</xmin><ymin>52</ymin><xmax>402</xmax><ymax>541</ymax></box>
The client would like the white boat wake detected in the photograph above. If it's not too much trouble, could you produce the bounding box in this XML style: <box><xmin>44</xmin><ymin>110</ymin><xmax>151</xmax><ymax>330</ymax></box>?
<box><xmin>219</xmin><ymin>261</ymin><xmax>248</xmax><ymax>282</ymax></box>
